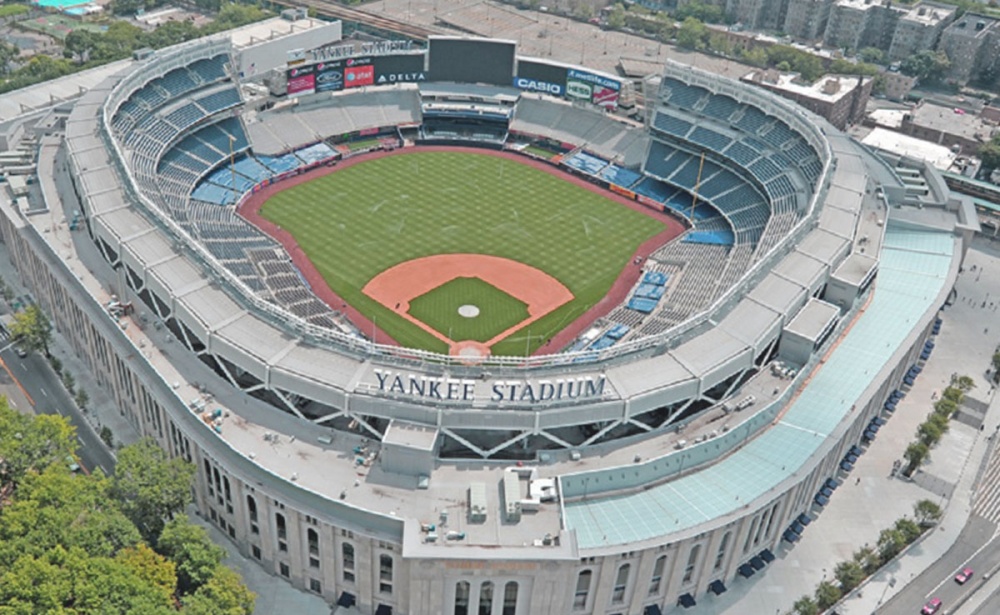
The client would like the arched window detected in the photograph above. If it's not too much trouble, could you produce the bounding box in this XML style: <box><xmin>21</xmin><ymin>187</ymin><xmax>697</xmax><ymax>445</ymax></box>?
<box><xmin>342</xmin><ymin>542</ymin><xmax>355</xmax><ymax>583</ymax></box>
<box><xmin>573</xmin><ymin>570</ymin><xmax>592</xmax><ymax>610</ymax></box>
<box><xmin>307</xmin><ymin>528</ymin><xmax>319</xmax><ymax>556</ymax></box>
<box><xmin>478</xmin><ymin>581</ymin><xmax>494</xmax><ymax>615</ymax></box>
<box><xmin>455</xmin><ymin>580</ymin><xmax>470</xmax><ymax>615</ymax></box>
<box><xmin>246</xmin><ymin>495</ymin><xmax>257</xmax><ymax>523</ymax></box>
<box><xmin>502</xmin><ymin>581</ymin><xmax>518</xmax><ymax>615</ymax></box>
<box><xmin>379</xmin><ymin>554</ymin><xmax>393</xmax><ymax>594</ymax></box>
<box><xmin>683</xmin><ymin>544</ymin><xmax>701</xmax><ymax>584</ymax></box>
<box><xmin>649</xmin><ymin>555</ymin><xmax>667</xmax><ymax>597</ymax></box>
<box><xmin>612</xmin><ymin>563</ymin><xmax>630</xmax><ymax>604</ymax></box>
<box><xmin>714</xmin><ymin>532</ymin><xmax>731</xmax><ymax>571</ymax></box>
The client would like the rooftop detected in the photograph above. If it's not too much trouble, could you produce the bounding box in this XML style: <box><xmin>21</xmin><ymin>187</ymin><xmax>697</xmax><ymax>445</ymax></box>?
<box><xmin>900</xmin><ymin>2</ymin><xmax>955</xmax><ymax>25</ymax></box>
<box><xmin>744</xmin><ymin>71</ymin><xmax>871</xmax><ymax>104</ymax></box>
<box><xmin>862</xmin><ymin>126</ymin><xmax>958</xmax><ymax>171</ymax></box>
<box><xmin>944</xmin><ymin>13</ymin><xmax>1000</xmax><ymax>37</ymax></box>
<box><xmin>562</xmin><ymin>221</ymin><xmax>956</xmax><ymax>550</ymax></box>
<box><xmin>908</xmin><ymin>101</ymin><xmax>998</xmax><ymax>143</ymax></box>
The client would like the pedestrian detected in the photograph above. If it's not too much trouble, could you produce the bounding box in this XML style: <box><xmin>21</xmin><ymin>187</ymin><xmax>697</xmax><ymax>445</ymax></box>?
<box><xmin>855</xmin><ymin>477</ymin><xmax>861</xmax><ymax>485</ymax></box>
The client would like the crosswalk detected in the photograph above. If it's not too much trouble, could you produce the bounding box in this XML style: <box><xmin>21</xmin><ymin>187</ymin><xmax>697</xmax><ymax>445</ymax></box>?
<box><xmin>973</xmin><ymin>440</ymin><xmax>1000</xmax><ymax>523</ymax></box>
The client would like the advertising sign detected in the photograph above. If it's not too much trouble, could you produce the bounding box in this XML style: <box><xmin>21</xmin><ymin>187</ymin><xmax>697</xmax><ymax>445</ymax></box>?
<box><xmin>512</xmin><ymin>76</ymin><xmax>564</xmax><ymax>96</ymax></box>
<box><xmin>567</xmin><ymin>68</ymin><xmax>621</xmax><ymax>109</ymax></box>
<box><xmin>373</xmin><ymin>53</ymin><xmax>428</xmax><ymax>85</ymax></box>
<box><xmin>286</xmin><ymin>64</ymin><xmax>316</xmax><ymax>96</ymax></box>
<box><xmin>513</xmin><ymin>58</ymin><xmax>568</xmax><ymax>96</ymax></box>
<box><xmin>314</xmin><ymin>60</ymin><xmax>344</xmax><ymax>92</ymax></box>
<box><xmin>565</xmin><ymin>79</ymin><xmax>592</xmax><ymax>101</ymax></box>
<box><xmin>345</xmin><ymin>56</ymin><xmax>374</xmax><ymax>88</ymax></box>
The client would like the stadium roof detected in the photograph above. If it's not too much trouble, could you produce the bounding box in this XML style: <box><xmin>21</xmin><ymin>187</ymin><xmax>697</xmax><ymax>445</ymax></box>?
<box><xmin>0</xmin><ymin>60</ymin><xmax>134</xmax><ymax>125</ymax></box>
<box><xmin>562</xmin><ymin>221</ymin><xmax>956</xmax><ymax>549</ymax></box>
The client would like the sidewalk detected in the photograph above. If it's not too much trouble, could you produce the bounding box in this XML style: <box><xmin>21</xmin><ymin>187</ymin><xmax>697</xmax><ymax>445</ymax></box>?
<box><xmin>0</xmin><ymin>242</ymin><xmax>142</xmax><ymax>450</ymax></box>
<box><xmin>700</xmin><ymin>243</ymin><xmax>1000</xmax><ymax>615</ymax></box>
<box><xmin>835</xmin><ymin>245</ymin><xmax>1000</xmax><ymax>614</ymax></box>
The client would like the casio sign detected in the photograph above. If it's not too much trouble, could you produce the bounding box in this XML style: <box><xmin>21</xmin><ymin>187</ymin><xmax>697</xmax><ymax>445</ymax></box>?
<box><xmin>513</xmin><ymin>77</ymin><xmax>564</xmax><ymax>95</ymax></box>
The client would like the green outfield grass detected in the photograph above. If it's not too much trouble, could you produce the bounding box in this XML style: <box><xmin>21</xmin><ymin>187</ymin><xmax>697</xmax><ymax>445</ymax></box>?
<box><xmin>408</xmin><ymin>277</ymin><xmax>529</xmax><ymax>343</ymax></box>
<box><xmin>259</xmin><ymin>150</ymin><xmax>666</xmax><ymax>355</ymax></box>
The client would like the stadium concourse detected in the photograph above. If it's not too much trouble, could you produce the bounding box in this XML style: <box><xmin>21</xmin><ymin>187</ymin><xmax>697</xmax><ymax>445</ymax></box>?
<box><xmin>0</xmin><ymin>14</ymin><xmax>981</xmax><ymax>615</ymax></box>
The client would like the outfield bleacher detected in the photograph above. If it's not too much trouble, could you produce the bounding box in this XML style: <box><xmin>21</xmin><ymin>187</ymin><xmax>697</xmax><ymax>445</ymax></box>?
<box><xmin>600</xmin><ymin>164</ymin><xmax>643</xmax><ymax>188</ymax></box>
<box><xmin>564</xmin><ymin>151</ymin><xmax>610</xmax><ymax>175</ymax></box>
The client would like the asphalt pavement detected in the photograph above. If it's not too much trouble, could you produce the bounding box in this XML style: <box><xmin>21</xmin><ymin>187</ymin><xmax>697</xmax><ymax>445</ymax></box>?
<box><xmin>0</xmin><ymin>343</ymin><xmax>116</xmax><ymax>476</ymax></box>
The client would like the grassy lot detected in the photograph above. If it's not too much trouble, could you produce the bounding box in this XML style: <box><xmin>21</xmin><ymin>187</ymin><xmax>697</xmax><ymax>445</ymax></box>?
<box><xmin>259</xmin><ymin>150</ymin><xmax>665</xmax><ymax>355</ymax></box>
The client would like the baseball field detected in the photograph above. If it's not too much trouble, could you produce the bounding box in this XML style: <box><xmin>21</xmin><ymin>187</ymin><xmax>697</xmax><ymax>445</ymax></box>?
<box><xmin>257</xmin><ymin>149</ymin><xmax>669</xmax><ymax>356</ymax></box>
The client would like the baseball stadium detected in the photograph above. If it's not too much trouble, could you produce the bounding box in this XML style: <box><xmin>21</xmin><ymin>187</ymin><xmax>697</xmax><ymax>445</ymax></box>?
<box><xmin>0</xmin><ymin>12</ymin><xmax>978</xmax><ymax>615</ymax></box>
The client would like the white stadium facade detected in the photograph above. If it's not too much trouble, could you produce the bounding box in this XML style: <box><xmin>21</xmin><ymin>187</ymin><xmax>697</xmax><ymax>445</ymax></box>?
<box><xmin>0</xmin><ymin>14</ymin><xmax>981</xmax><ymax>615</ymax></box>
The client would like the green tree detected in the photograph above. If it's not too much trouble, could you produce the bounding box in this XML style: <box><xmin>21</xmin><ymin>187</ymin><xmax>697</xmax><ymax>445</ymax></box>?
<box><xmin>708</xmin><ymin>32</ymin><xmax>733</xmax><ymax>56</ymax></box>
<box><xmin>942</xmin><ymin>387</ymin><xmax>964</xmax><ymax>404</ymax></box>
<box><xmin>0</xmin><ymin>41</ymin><xmax>18</xmax><ymax>76</ymax></box>
<box><xmin>814</xmin><ymin>580</ymin><xmax>842</xmax><ymax>610</ymax></box>
<box><xmin>677</xmin><ymin>17</ymin><xmax>709</xmax><ymax>50</ymax></box>
<box><xmin>111</xmin><ymin>438</ymin><xmax>195</xmax><ymax>544</ymax></box>
<box><xmin>900</xmin><ymin>50</ymin><xmax>951</xmax><ymax>83</ymax></box>
<box><xmin>834</xmin><ymin>559</ymin><xmax>866</xmax><ymax>592</ymax></box>
<box><xmin>895</xmin><ymin>517</ymin><xmax>923</xmax><ymax>543</ymax></box>
<box><xmin>741</xmin><ymin>46</ymin><xmax>768</xmax><ymax>67</ymax></box>
<box><xmin>853</xmin><ymin>545</ymin><xmax>881</xmax><ymax>574</ymax></box>
<box><xmin>8</xmin><ymin>304</ymin><xmax>53</xmax><ymax>356</ymax></box>
<box><xmin>917</xmin><ymin>419</ymin><xmax>944</xmax><ymax>447</ymax></box>
<box><xmin>675</xmin><ymin>1</ymin><xmax>725</xmax><ymax>23</ymax></box>
<box><xmin>64</xmin><ymin>29</ymin><xmax>97</xmax><ymax>65</ymax></box>
<box><xmin>0</xmin><ymin>399</ymin><xmax>76</xmax><ymax>486</ymax></box>
<box><xmin>157</xmin><ymin>517</ymin><xmax>224</xmax><ymax>596</ymax></box>
<box><xmin>75</xmin><ymin>388</ymin><xmax>89</xmax><ymax>410</ymax></box>
<box><xmin>933</xmin><ymin>398</ymin><xmax>958</xmax><ymax>418</ymax></box>
<box><xmin>903</xmin><ymin>441</ymin><xmax>930</xmax><ymax>476</ymax></box>
<box><xmin>951</xmin><ymin>374</ymin><xmax>975</xmax><ymax>392</ymax></box>
<box><xmin>100</xmin><ymin>425</ymin><xmax>114</xmax><ymax>448</ymax></box>
<box><xmin>792</xmin><ymin>595</ymin><xmax>820</xmax><ymax>615</ymax></box>
<box><xmin>876</xmin><ymin>526</ymin><xmax>907</xmax><ymax>561</ymax></box>
<box><xmin>182</xmin><ymin>566</ymin><xmax>256</xmax><ymax>614</ymax></box>
<box><xmin>858</xmin><ymin>47</ymin><xmax>884</xmax><ymax>64</ymax></box>
<box><xmin>914</xmin><ymin>499</ymin><xmax>942</xmax><ymax>526</ymax></box>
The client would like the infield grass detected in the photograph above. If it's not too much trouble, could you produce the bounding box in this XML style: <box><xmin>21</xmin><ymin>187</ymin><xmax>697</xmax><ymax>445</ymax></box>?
<box><xmin>408</xmin><ymin>277</ymin><xmax>529</xmax><ymax>343</ymax></box>
<box><xmin>258</xmin><ymin>150</ymin><xmax>666</xmax><ymax>355</ymax></box>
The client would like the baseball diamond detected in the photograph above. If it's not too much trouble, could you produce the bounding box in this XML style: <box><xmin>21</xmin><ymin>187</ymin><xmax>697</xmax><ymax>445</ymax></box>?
<box><xmin>248</xmin><ymin>148</ymin><xmax>673</xmax><ymax>355</ymax></box>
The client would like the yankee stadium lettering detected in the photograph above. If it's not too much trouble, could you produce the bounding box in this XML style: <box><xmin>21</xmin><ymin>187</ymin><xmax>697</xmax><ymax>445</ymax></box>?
<box><xmin>372</xmin><ymin>370</ymin><xmax>606</xmax><ymax>404</ymax></box>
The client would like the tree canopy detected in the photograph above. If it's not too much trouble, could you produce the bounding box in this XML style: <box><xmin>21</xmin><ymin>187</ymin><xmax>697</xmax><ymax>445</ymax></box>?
<box><xmin>111</xmin><ymin>437</ymin><xmax>196</xmax><ymax>545</ymax></box>
<box><xmin>900</xmin><ymin>50</ymin><xmax>951</xmax><ymax>83</ymax></box>
<box><xmin>0</xmin><ymin>401</ymin><xmax>254</xmax><ymax>613</ymax></box>
<box><xmin>2</xmin><ymin>4</ymin><xmax>270</xmax><ymax>96</ymax></box>
<box><xmin>8</xmin><ymin>304</ymin><xmax>53</xmax><ymax>356</ymax></box>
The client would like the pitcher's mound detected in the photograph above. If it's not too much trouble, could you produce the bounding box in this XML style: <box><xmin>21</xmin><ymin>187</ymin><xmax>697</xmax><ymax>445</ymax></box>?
<box><xmin>458</xmin><ymin>304</ymin><xmax>480</xmax><ymax>318</ymax></box>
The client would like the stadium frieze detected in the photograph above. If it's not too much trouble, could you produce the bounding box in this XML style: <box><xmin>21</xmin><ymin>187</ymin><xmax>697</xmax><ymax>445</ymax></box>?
<box><xmin>370</xmin><ymin>368</ymin><xmax>608</xmax><ymax>405</ymax></box>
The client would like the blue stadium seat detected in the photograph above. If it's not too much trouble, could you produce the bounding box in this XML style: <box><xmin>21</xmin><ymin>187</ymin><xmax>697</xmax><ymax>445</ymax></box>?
<box><xmin>652</xmin><ymin>112</ymin><xmax>692</xmax><ymax>138</ymax></box>
<box><xmin>702</xmin><ymin>95</ymin><xmax>741</xmax><ymax>122</ymax></box>
<box><xmin>196</xmin><ymin>88</ymin><xmax>242</xmax><ymax>114</ymax></box>
<box><xmin>722</xmin><ymin>141</ymin><xmax>759</xmax><ymax>166</ymax></box>
<box><xmin>164</xmin><ymin>102</ymin><xmax>205</xmax><ymax>131</ymax></box>
<box><xmin>689</xmin><ymin>126</ymin><xmax>732</xmax><ymax>152</ymax></box>
<box><xmin>734</xmin><ymin>107</ymin><xmax>770</xmax><ymax>134</ymax></box>
<box><xmin>188</xmin><ymin>55</ymin><xmax>229</xmax><ymax>83</ymax></box>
